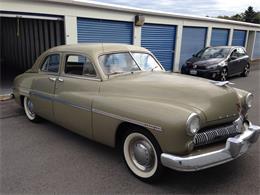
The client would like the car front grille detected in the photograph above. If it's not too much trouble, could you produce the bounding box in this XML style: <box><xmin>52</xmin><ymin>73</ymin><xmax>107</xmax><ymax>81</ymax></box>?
<box><xmin>193</xmin><ymin>123</ymin><xmax>241</xmax><ymax>147</ymax></box>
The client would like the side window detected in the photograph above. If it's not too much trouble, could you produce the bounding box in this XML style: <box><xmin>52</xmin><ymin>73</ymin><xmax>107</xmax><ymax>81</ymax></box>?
<box><xmin>231</xmin><ymin>49</ymin><xmax>239</xmax><ymax>59</ymax></box>
<box><xmin>64</xmin><ymin>54</ymin><xmax>96</xmax><ymax>77</ymax></box>
<box><xmin>41</xmin><ymin>54</ymin><xmax>60</xmax><ymax>73</ymax></box>
<box><xmin>237</xmin><ymin>48</ymin><xmax>246</xmax><ymax>57</ymax></box>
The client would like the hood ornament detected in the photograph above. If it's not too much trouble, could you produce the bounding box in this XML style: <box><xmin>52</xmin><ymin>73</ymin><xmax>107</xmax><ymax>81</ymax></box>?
<box><xmin>209</xmin><ymin>80</ymin><xmax>234</xmax><ymax>87</ymax></box>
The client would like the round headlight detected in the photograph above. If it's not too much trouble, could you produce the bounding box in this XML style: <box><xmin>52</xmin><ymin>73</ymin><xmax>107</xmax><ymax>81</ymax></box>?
<box><xmin>186</xmin><ymin>113</ymin><xmax>200</xmax><ymax>136</ymax></box>
<box><xmin>245</xmin><ymin>93</ymin><xmax>253</xmax><ymax>109</ymax></box>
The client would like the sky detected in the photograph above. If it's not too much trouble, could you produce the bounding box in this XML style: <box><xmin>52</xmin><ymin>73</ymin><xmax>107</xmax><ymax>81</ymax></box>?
<box><xmin>77</xmin><ymin>0</ymin><xmax>260</xmax><ymax>17</ymax></box>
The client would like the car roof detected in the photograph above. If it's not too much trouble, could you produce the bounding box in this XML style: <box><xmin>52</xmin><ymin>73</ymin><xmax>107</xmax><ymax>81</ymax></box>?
<box><xmin>210</xmin><ymin>46</ymin><xmax>244</xmax><ymax>49</ymax></box>
<box><xmin>47</xmin><ymin>43</ymin><xmax>149</xmax><ymax>56</ymax></box>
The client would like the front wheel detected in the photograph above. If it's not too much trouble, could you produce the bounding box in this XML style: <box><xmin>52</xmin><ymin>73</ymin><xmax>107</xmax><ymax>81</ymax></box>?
<box><xmin>218</xmin><ymin>67</ymin><xmax>228</xmax><ymax>81</ymax></box>
<box><xmin>241</xmin><ymin>63</ymin><xmax>250</xmax><ymax>77</ymax></box>
<box><xmin>23</xmin><ymin>96</ymin><xmax>40</xmax><ymax>122</ymax></box>
<box><xmin>122</xmin><ymin>130</ymin><xmax>164</xmax><ymax>182</ymax></box>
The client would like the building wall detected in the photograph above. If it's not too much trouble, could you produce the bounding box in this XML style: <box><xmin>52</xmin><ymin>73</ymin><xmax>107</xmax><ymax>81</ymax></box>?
<box><xmin>1</xmin><ymin>0</ymin><xmax>260</xmax><ymax>72</ymax></box>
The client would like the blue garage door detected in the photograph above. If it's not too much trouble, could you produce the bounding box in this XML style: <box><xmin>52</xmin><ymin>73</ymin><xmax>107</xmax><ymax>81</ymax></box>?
<box><xmin>179</xmin><ymin>27</ymin><xmax>207</xmax><ymax>67</ymax></box>
<box><xmin>141</xmin><ymin>24</ymin><xmax>176</xmax><ymax>71</ymax></box>
<box><xmin>77</xmin><ymin>18</ymin><xmax>133</xmax><ymax>44</ymax></box>
<box><xmin>253</xmin><ymin>32</ymin><xmax>260</xmax><ymax>59</ymax></box>
<box><xmin>232</xmin><ymin>30</ymin><xmax>246</xmax><ymax>46</ymax></box>
<box><xmin>211</xmin><ymin>28</ymin><xmax>229</xmax><ymax>46</ymax></box>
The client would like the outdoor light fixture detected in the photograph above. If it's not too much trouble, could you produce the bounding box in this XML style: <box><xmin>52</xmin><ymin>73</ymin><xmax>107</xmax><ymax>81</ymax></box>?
<box><xmin>135</xmin><ymin>15</ymin><xmax>145</xmax><ymax>26</ymax></box>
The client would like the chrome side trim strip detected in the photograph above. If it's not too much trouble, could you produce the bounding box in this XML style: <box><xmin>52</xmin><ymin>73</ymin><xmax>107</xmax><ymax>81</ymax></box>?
<box><xmin>30</xmin><ymin>90</ymin><xmax>53</xmax><ymax>101</ymax></box>
<box><xmin>30</xmin><ymin>90</ymin><xmax>162</xmax><ymax>131</ymax></box>
<box><xmin>30</xmin><ymin>90</ymin><xmax>91</xmax><ymax>112</ymax></box>
<box><xmin>92</xmin><ymin>108</ymin><xmax>162</xmax><ymax>131</ymax></box>
<box><xmin>54</xmin><ymin>98</ymin><xmax>91</xmax><ymax>112</ymax></box>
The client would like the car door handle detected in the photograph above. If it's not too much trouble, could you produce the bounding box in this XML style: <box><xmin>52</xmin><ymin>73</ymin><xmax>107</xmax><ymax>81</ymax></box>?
<box><xmin>48</xmin><ymin>77</ymin><xmax>57</xmax><ymax>82</ymax></box>
<box><xmin>57</xmin><ymin>78</ymin><xmax>64</xmax><ymax>82</ymax></box>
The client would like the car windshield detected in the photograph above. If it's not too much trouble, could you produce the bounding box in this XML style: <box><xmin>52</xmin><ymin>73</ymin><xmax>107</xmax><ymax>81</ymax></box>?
<box><xmin>99</xmin><ymin>52</ymin><xmax>163</xmax><ymax>76</ymax></box>
<box><xmin>99</xmin><ymin>52</ymin><xmax>140</xmax><ymax>75</ymax></box>
<box><xmin>131</xmin><ymin>53</ymin><xmax>163</xmax><ymax>71</ymax></box>
<box><xmin>196</xmin><ymin>47</ymin><xmax>230</xmax><ymax>60</ymax></box>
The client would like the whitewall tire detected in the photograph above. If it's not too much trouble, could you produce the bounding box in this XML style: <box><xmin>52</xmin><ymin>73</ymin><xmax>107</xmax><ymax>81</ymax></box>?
<box><xmin>23</xmin><ymin>96</ymin><xmax>39</xmax><ymax>122</ymax></box>
<box><xmin>122</xmin><ymin>130</ymin><xmax>163</xmax><ymax>182</ymax></box>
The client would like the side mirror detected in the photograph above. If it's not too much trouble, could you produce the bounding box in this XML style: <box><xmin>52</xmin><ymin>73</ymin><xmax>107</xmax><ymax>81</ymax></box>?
<box><xmin>192</xmin><ymin>54</ymin><xmax>196</xmax><ymax>57</ymax></box>
<box><xmin>230</xmin><ymin>56</ymin><xmax>237</xmax><ymax>61</ymax></box>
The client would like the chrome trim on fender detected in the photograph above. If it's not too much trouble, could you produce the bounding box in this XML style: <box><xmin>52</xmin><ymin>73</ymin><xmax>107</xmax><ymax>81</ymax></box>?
<box><xmin>161</xmin><ymin>123</ymin><xmax>260</xmax><ymax>171</ymax></box>
<box><xmin>19</xmin><ymin>88</ymin><xmax>30</xmax><ymax>96</ymax></box>
<box><xmin>92</xmin><ymin>108</ymin><xmax>162</xmax><ymax>131</ymax></box>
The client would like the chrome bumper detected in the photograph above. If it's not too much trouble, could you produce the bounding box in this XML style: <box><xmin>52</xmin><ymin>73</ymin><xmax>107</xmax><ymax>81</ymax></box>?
<box><xmin>161</xmin><ymin>124</ymin><xmax>260</xmax><ymax>171</ymax></box>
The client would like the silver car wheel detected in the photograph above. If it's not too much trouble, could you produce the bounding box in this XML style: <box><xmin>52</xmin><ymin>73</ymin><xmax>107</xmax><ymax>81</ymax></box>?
<box><xmin>244</xmin><ymin>64</ymin><xmax>250</xmax><ymax>75</ymax></box>
<box><xmin>220</xmin><ymin>68</ymin><xmax>228</xmax><ymax>81</ymax></box>
<box><xmin>24</xmin><ymin>97</ymin><xmax>36</xmax><ymax>120</ymax></box>
<box><xmin>123</xmin><ymin>132</ymin><xmax>158</xmax><ymax>178</ymax></box>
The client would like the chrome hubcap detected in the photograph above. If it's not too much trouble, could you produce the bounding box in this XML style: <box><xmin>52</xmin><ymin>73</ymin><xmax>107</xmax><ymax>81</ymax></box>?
<box><xmin>27</xmin><ymin>99</ymin><xmax>34</xmax><ymax>114</ymax></box>
<box><xmin>27</xmin><ymin>99</ymin><xmax>34</xmax><ymax>113</ymax></box>
<box><xmin>129</xmin><ymin>139</ymin><xmax>155</xmax><ymax>172</ymax></box>
<box><xmin>25</xmin><ymin>97</ymin><xmax>36</xmax><ymax>119</ymax></box>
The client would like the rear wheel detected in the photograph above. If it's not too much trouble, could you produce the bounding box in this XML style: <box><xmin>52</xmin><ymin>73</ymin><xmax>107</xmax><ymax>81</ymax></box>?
<box><xmin>23</xmin><ymin>96</ymin><xmax>40</xmax><ymax>122</ymax></box>
<box><xmin>241</xmin><ymin>63</ymin><xmax>250</xmax><ymax>77</ymax></box>
<box><xmin>122</xmin><ymin>129</ymin><xmax>164</xmax><ymax>182</ymax></box>
<box><xmin>219</xmin><ymin>67</ymin><xmax>228</xmax><ymax>81</ymax></box>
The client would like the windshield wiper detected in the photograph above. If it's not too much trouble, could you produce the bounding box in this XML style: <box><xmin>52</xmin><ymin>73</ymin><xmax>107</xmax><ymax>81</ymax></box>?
<box><xmin>151</xmin><ymin>65</ymin><xmax>159</xmax><ymax>72</ymax></box>
<box><xmin>107</xmin><ymin>71</ymin><xmax>126</xmax><ymax>78</ymax></box>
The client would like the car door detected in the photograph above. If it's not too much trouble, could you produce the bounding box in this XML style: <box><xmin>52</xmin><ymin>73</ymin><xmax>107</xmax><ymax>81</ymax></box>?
<box><xmin>237</xmin><ymin>47</ymin><xmax>248</xmax><ymax>73</ymax></box>
<box><xmin>53</xmin><ymin>53</ymin><xmax>100</xmax><ymax>138</ymax></box>
<box><xmin>228</xmin><ymin>49</ymin><xmax>241</xmax><ymax>76</ymax></box>
<box><xmin>30</xmin><ymin>53</ymin><xmax>61</xmax><ymax>121</ymax></box>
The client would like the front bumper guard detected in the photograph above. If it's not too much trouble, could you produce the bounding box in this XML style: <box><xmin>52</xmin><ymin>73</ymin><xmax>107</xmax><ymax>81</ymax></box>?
<box><xmin>161</xmin><ymin>124</ymin><xmax>260</xmax><ymax>171</ymax></box>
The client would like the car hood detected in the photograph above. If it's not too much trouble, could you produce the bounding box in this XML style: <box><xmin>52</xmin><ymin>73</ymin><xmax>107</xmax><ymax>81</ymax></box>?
<box><xmin>100</xmin><ymin>72</ymin><xmax>239</xmax><ymax>123</ymax></box>
<box><xmin>187</xmin><ymin>57</ymin><xmax>225</xmax><ymax>66</ymax></box>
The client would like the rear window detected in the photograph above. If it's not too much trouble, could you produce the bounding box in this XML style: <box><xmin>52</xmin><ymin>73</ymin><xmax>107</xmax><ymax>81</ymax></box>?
<box><xmin>41</xmin><ymin>54</ymin><xmax>60</xmax><ymax>73</ymax></box>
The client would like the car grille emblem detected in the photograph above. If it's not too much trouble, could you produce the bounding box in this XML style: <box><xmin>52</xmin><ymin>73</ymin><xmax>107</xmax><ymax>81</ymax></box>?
<box><xmin>193</xmin><ymin>65</ymin><xmax>197</xmax><ymax>69</ymax></box>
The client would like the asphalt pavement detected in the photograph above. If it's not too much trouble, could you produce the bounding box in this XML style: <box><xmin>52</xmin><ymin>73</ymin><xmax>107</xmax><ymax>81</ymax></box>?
<box><xmin>0</xmin><ymin>69</ymin><xmax>259</xmax><ymax>194</ymax></box>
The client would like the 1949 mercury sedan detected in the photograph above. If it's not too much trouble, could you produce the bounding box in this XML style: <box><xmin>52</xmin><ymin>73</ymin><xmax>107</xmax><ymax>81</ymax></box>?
<box><xmin>13</xmin><ymin>43</ymin><xmax>260</xmax><ymax>182</ymax></box>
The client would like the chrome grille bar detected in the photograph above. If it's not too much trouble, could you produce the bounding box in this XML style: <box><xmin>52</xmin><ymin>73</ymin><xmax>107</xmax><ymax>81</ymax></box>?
<box><xmin>193</xmin><ymin>123</ymin><xmax>240</xmax><ymax>147</ymax></box>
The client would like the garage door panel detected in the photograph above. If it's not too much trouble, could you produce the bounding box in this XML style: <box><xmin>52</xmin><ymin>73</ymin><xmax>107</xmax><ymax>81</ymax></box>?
<box><xmin>232</xmin><ymin>30</ymin><xmax>246</xmax><ymax>46</ymax></box>
<box><xmin>180</xmin><ymin>27</ymin><xmax>207</xmax><ymax>67</ymax></box>
<box><xmin>253</xmin><ymin>32</ymin><xmax>260</xmax><ymax>59</ymax></box>
<box><xmin>211</xmin><ymin>28</ymin><xmax>229</xmax><ymax>46</ymax></box>
<box><xmin>77</xmin><ymin>18</ymin><xmax>133</xmax><ymax>44</ymax></box>
<box><xmin>141</xmin><ymin>24</ymin><xmax>176</xmax><ymax>71</ymax></box>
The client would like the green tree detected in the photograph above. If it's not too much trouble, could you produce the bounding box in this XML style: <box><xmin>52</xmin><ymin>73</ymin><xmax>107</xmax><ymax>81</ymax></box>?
<box><xmin>231</xmin><ymin>14</ymin><xmax>243</xmax><ymax>21</ymax></box>
<box><xmin>243</xmin><ymin>6</ymin><xmax>256</xmax><ymax>23</ymax></box>
<box><xmin>216</xmin><ymin>6</ymin><xmax>259</xmax><ymax>24</ymax></box>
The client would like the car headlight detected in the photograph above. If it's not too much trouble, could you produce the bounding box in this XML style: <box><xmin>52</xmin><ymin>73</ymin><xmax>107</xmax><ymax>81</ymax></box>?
<box><xmin>186</xmin><ymin>113</ymin><xmax>200</xmax><ymax>136</ymax></box>
<box><xmin>245</xmin><ymin>93</ymin><xmax>253</xmax><ymax>109</ymax></box>
<box><xmin>218</xmin><ymin>61</ymin><xmax>227</xmax><ymax>66</ymax></box>
<box><xmin>206</xmin><ymin>64</ymin><xmax>218</xmax><ymax>69</ymax></box>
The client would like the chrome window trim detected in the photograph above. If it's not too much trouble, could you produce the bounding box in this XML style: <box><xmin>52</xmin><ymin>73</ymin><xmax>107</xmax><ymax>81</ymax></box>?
<box><xmin>92</xmin><ymin>108</ymin><xmax>162</xmax><ymax>131</ymax></box>
<box><xmin>38</xmin><ymin>53</ymin><xmax>61</xmax><ymax>74</ymax></box>
<box><xmin>130</xmin><ymin>51</ymin><xmax>165</xmax><ymax>71</ymax></box>
<box><xmin>62</xmin><ymin>53</ymin><xmax>101</xmax><ymax>79</ymax></box>
<box><xmin>60</xmin><ymin>74</ymin><xmax>102</xmax><ymax>82</ymax></box>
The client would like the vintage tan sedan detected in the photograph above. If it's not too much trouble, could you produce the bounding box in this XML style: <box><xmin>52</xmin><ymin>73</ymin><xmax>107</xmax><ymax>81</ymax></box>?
<box><xmin>13</xmin><ymin>43</ymin><xmax>260</xmax><ymax>182</ymax></box>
